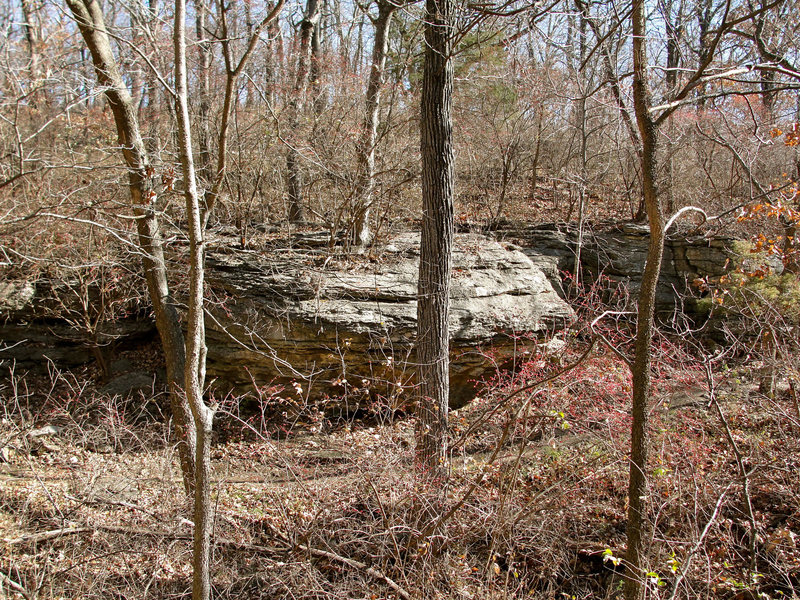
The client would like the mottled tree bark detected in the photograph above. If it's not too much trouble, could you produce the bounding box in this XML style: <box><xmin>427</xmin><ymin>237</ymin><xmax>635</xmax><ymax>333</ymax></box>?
<box><xmin>264</xmin><ymin>20</ymin><xmax>281</xmax><ymax>107</ymax></box>
<box><xmin>662</xmin><ymin>0</ymin><xmax>683</xmax><ymax>215</ymax></box>
<box><xmin>695</xmin><ymin>0</ymin><xmax>713</xmax><ymax>106</ymax></box>
<box><xmin>194</xmin><ymin>0</ymin><xmax>213</xmax><ymax>184</ymax></box>
<box><xmin>309</xmin><ymin>0</ymin><xmax>325</xmax><ymax>115</ymax></box>
<box><xmin>174</xmin><ymin>0</ymin><xmax>214</xmax><ymax>597</ymax></box>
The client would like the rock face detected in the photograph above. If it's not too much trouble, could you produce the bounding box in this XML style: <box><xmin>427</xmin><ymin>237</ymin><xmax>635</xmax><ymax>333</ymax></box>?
<box><xmin>204</xmin><ymin>233</ymin><xmax>573</xmax><ymax>409</ymax></box>
<box><xmin>0</xmin><ymin>279</ymin><xmax>155</xmax><ymax>370</ymax></box>
<box><xmin>1</xmin><ymin>224</ymin><xmax>738</xmax><ymax>410</ymax></box>
<box><xmin>504</xmin><ymin>223</ymin><xmax>734</xmax><ymax>314</ymax></box>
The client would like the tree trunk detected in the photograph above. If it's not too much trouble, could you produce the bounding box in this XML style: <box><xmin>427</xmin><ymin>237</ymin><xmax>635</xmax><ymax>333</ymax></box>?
<box><xmin>195</xmin><ymin>0</ymin><xmax>213</xmax><ymax>185</ymax></box>
<box><xmin>143</xmin><ymin>0</ymin><xmax>162</xmax><ymax>157</ymax></box>
<box><xmin>573</xmin><ymin>11</ymin><xmax>588</xmax><ymax>284</ymax></box>
<box><xmin>663</xmin><ymin>0</ymin><xmax>682</xmax><ymax>215</ymax></box>
<box><xmin>244</xmin><ymin>0</ymin><xmax>255</xmax><ymax>108</ymax></box>
<box><xmin>352</xmin><ymin>0</ymin><xmax>397</xmax><ymax>247</ymax></box>
<box><xmin>285</xmin><ymin>0</ymin><xmax>321</xmax><ymax>223</ymax></box>
<box><xmin>264</xmin><ymin>20</ymin><xmax>280</xmax><ymax>107</ymax></box>
<box><xmin>528</xmin><ymin>107</ymin><xmax>543</xmax><ymax>204</ymax></box>
<box><xmin>695</xmin><ymin>0</ymin><xmax>713</xmax><ymax>106</ymax></box>
<box><xmin>20</xmin><ymin>0</ymin><xmax>41</xmax><ymax>80</ymax></box>
<box><xmin>65</xmin><ymin>0</ymin><xmax>197</xmax><ymax>497</ymax></box>
<box><xmin>795</xmin><ymin>95</ymin><xmax>800</xmax><ymax>182</ymax></box>
<box><xmin>624</xmin><ymin>0</ymin><xmax>665</xmax><ymax>597</ymax></box>
<box><xmin>416</xmin><ymin>0</ymin><xmax>454</xmax><ymax>493</ymax></box>
<box><xmin>309</xmin><ymin>0</ymin><xmax>325</xmax><ymax>116</ymax></box>
<box><xmin>174</xmin><ymin>0</ymin><xmax>215</xmax><ymax>596</ymax></box>
<box><xmin>203</xmin><ymin>0</ymin><xmax>284</xmax><ymax>230</ymax></box>
<box><xmin>784</xmin><ymin>97</ymin><xmax>800</xmax><ymax>273</ymax></box>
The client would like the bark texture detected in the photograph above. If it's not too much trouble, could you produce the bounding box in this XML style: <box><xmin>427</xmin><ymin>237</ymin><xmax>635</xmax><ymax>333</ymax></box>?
<box><xmin>352</xmin><ymin>0</ymin><xmax>398</xmax><ymax>247</ymax></box>
<box><xmin>285</xmin><ymin>0</ymin><xmax>321</xmax><ymax>223</ymax></box>
<box><xmin>173</xmin><ymin>0</ymin><xmax>214</xmax><ymax>597</ymax></box>
<box><xmin>20</xmin><ymin>0</ymin><xmax>41</xmax><ymax>79</ymax></box>
<box><xmin>416</xmin><ymin>0</ymin><xmax>454</xmax><ymax>489</ymax></box>
<box><xmin>194</xmin><ymin>0</ymin><xmax>213</xmax><ymax>184</ymax></box>
<box><xmin>624</xmin><ymin>0</ymin><xmax>665</xmax><ymax>597</ymax></box>
<box><xmin>65</xmin><ymin>0</ymin><xmax>196</xmax><ymax>496</ymax></box>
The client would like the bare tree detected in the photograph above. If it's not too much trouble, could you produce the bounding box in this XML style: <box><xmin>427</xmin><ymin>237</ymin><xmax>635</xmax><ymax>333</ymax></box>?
<box><xmin>171</xmin><ymin>1</ymin><xmax>214</xmax><ymax>597</ymax></box>
<box><xmin>286</xmin><ymin>0</ymin><xmax>322</xmax><ymax>223</ymax></box>
<box><xmin>65</xmin><ymin>0</ymin><xmax>197</xmax><ymax>496</ymax></box>
<box><xmin>202</xmin><ymin>0</ymin><xmax>285</xmax><ymax>227</ymax></box>
<box><xmin>177</xmin><ymin>1</ymin><xmax>282</xmax><ymax>595</ymax></box>
<box><xmin>194</xmin><ymin>0</ymin><xmax>214</xmax><ymax>183</ymax></box>
<box><xmin>416</xmin><ymin>0</ymin><xmax>455</xmax><ymax>493</ymax></box>
<box><xmin>623</xmin><ymin>0</ymin><xmax>664</xmax><ymax>595</ymax></box>
<box><xmin>622</xmin><ymin>0</ymin><xmax>793</xmax><ymax>595</ymax></box>
<box><xmin>351</xmin><ymin>0</ymin><xmax>407</xmax><ymax>247</ymax></box>
<box><xmin>19</xmin><ymin>0</ymin><xmax>41</xmax><ymax>80</ymax></box>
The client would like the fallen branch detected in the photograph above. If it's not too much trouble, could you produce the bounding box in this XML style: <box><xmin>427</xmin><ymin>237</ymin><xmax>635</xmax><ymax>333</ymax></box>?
<box><xmin>64</xmin><ymin>494</ymin><xmax>195</xmax><ymax>528</ymax></box>
<box><xmin>667</xmin><ymin>486</ymin><xmax>730</xmax><ymax>600</ymax></box>
<box><xmin>3</xmin><ymin>526</ymin><xmax>91</xmax><ymax>545</ymax></box>
<box><xmin>590</xmin><ymin>311</ymin><xmax>634</xmax><ymax>368</ymax></box>
<box><xmin>43</xmin><ymin>521</ymin><xmax>410</xmax><ymax>599</ymax></box>
<box><xmin>665</xmin><ymin>205</ymin><xmax>708</xmax><ymax>233</ymax></box>
<box><xmin>217</xmin><ymin>517</ymin><xmax>411</xmax><ymax>598</ymax></box>
<box><xmin>0</xmin><ymin>569</ymin><xmax>32</xmax><ymax>600</ymax></box>
<box><xmin>301</xmin><ymin>544</ymin><xmax>410</xmax><ymax>600</ymax></box>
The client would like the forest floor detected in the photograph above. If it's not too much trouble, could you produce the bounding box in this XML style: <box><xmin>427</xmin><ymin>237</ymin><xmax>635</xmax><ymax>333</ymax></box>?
<box><xmin>2</xmin><ymin>337</ymin><xmax>800</xmax><ymax>600</ymax></box>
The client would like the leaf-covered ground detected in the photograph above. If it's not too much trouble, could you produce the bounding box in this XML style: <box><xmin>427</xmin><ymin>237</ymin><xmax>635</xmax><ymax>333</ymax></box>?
<box><xmin>1</xmin><ymin>343</ymin><xmax>799</xmax><ymax>599</ymax></box>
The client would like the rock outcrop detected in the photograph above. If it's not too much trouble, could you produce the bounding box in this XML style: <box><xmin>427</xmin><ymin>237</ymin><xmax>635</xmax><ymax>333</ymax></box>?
<box><xmin>0</xmin><ymin>278</ymin><xmax>155</xmax><ymax>370</ymax></box>
<box><xmin>1</xmin><ymin>224</ymin><xmax>738</xmax><ymax>411</ymax></box>
<box><xmin>204</xmin><ymin>232</ymin><xmax>573</xmax><ymax>409</ymax></box>
<box><xmin>503</xmin><ymin>223</ymin><xmax>734</xmax><ymax>314</ymax></box>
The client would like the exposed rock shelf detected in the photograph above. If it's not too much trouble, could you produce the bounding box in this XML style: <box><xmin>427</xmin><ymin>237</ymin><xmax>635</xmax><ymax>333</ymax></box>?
<box><xmin>204</xmin><ymin>232</ymin><xmax>573</xmax><ymax>409</ymax></box>
<box><xmin>1</xmin><ymin>224</ymin><xmax>737</xmax><ymax>411</ymax></box>
<box><xmin>503</xmin><ymin>223</ymin><xmax>733</xmax><ymax>313</ymax></box>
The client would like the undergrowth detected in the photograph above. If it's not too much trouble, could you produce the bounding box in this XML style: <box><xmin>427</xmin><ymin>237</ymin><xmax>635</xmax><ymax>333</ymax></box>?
<box><xmin>1</xmin><ymin>283</ymin><xmax>800</xmax><ymax>599</ymax></box>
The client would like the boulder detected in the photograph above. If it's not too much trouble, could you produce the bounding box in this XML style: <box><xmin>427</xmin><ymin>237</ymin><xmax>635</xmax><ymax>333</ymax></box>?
<box><xmin>204</xmin><ymin>232</ymin><xmax>574</xmax><ymax>409</ymax></box>
<box><xmin>9</xmin><ymin>223</ymin><xmax>738</xmax><ymax>410</ymax></box>
<box><xmin>100</xmin><ymin>372</ymin><xmax>155</xmax><ymax>397</ymax></box>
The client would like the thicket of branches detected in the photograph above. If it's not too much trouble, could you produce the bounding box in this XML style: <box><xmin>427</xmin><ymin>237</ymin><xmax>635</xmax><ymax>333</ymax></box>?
<box><xmin>1</xmin><ymin>0</ymin><xmax>797</xmax><ymax>260</ymax></box>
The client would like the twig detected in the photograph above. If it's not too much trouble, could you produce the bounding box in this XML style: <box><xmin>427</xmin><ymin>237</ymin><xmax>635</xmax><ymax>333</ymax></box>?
<box><xmin>0</xmin><ymin>569</ymin><xmax>33</xmax><ymax>600</ymax></box>
<box><xmin>590</xmin><ymin>311</ymin><xmax>634</xmax><ymax>368</ymax></box>
<box><xmin>367</xmin><ymin>478</ymin><xmax>404</xmax><ymax>567</ymax></box>
<box><xmin>704</xmin><ymin>359</ymin><xmax>758</xmax><ymax>576</ymax></box>
<box><xmin>422</xmin><ymin>406</ymin><xmax>524</xmax><ymax>541</ymax></box>
<box><xmin>4</xmin><ymin>526</ymin><xmax>91</xmax><ymax>545</ymax></box>
<box><xmin>52</xmin><ymin>521</ymin><xmax>411</xmax><ymax>598</ymax></box>
<box><xmin>64</xmin><ymin>494</ymin><xmax>195</xmax><ymax>528</ymax></box>
<box><xmin>219</xmin><ymin>511</ymin><xmax>411</xmax><ymax>598</ymax></box>
<box><xmin>451</xmin><ymin>338</ymin><xmax>597</xmax><ymax>449</ymax></box>
<box><xmin>665</xmin><ymin>206</ymin><xmax>708</xmax><ymax>233</ymax></box>
<box><xmin>667</xmin><ymin>486</ymin><xmax>730</xmax><ymax>600</ymax></box>
<box><xmin>301</xmin><ymin>544</ymin><xmax>411</xmax><ymax>600</ymax></box>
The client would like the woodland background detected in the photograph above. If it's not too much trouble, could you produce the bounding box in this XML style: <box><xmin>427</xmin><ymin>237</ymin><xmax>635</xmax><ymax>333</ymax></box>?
<box><xmin>1</xmin><ymin>0</ymin><xmax>800</xmax><ymax>597</ymax></box>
